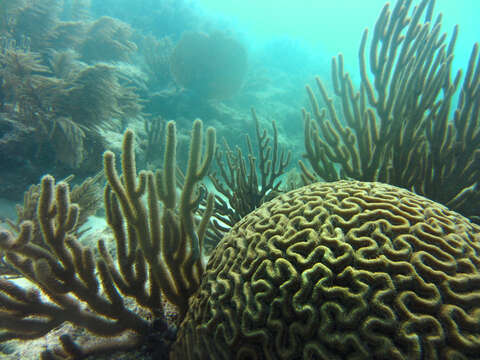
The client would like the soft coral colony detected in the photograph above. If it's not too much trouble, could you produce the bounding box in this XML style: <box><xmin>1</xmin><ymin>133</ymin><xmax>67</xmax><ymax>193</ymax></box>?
<box><xmin>1</xmin><ymin>119</ymin><xmax>215</xmax><ymax>358</ymax></box>
<box><xmin>0</xmin><ymin>0</ymin><xmax>480</xmax><ymax>360</ymax></box>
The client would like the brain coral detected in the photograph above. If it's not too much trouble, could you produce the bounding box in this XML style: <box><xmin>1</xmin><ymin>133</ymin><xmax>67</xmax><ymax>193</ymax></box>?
<box><xmin>170</xmin><ymin>181</ymin><xmax>480</xmax><ymax>360</ymax></box>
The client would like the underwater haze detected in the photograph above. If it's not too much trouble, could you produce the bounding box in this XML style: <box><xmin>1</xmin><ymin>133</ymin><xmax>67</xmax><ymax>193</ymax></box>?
<box><xmin>1</xmin><ymin>0</ymin><xmax>480</xmax><ymax>358</ymax></box>
<box><xmin>197</xmin><ymin>0</ymin><xmax>479</xmax><ymax>79</ymax></box>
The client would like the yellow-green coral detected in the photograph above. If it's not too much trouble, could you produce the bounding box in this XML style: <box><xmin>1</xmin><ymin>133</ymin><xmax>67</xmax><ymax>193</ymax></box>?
<box><xmin>171</xmin><ymin>180</ymin><xmax>480</xmax><ymax>359</ymax></box>
<box><xmin>300</xmin><ymin>0</ymin><xmax>480</xmax><ymax>221</ymax></box>
<box><xmin>0</xmin><ymin>120</ymin><xmax>215</xmax><ymax>358</ymax></box>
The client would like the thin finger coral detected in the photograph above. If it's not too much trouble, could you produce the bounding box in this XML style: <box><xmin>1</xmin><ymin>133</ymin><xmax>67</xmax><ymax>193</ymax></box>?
<box><xmin>0</xmin><ymin>120</ymin><xmax>216</xmax><ymax>358</ymax></box>
<box><xmin>300</xmin><ymin>0</ymin><xmax>480</xmax><ymax>221</ymax></box>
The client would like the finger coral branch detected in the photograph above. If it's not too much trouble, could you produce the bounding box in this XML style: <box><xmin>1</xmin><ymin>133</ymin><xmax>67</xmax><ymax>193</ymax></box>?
<box><xmin>104</xmin><ymin>121</ymin><xmax>216</xmax><ymax>319</ymax></box>
<box><xmin>301</xmin><ymin>0</ymin><xmax>480</xmax><ymax>221</ymax></box>
<box><xmin>0</xmin><ymin>117</ymin><xmax>217</xmax><ymax>355</ymax></box>
<box><xmin>209</xmin><ymin>109</ymin><xmax>291</xmax><ymax>233</ymax></box>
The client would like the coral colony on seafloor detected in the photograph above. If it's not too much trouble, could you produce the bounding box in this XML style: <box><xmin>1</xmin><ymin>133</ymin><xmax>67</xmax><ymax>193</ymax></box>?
<box><xmin>0</xmin><ymin>0</ymin><xmax>479</xmax><ymax>359</ymax></box>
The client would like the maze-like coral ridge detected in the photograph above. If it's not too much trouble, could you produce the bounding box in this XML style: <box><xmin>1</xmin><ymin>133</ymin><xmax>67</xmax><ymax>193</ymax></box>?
<box><xmin>171</xmin><ymin>181</ymin><xmax>480</xmax><ymax>360</ymax></box>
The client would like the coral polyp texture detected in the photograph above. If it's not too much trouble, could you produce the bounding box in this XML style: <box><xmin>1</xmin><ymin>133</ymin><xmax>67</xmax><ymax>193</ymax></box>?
<box><xmin>171</xmin><ymin>180</ymin><xmax>480</xmax><ymax>360</ymax></box>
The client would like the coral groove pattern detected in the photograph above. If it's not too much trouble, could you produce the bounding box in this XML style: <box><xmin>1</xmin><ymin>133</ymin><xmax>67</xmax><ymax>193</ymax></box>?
<box><xmin>171</xmin><ymin>181</ymin><xmax>480</xmax><ymax>360</ymax></box>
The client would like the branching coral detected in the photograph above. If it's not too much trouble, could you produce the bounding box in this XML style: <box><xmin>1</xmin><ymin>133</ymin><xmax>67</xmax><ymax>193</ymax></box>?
<box><xmin>54</xmin><ymin>63</ymin><xmax>122</xmax><ymax>128</ymax></box>
<box><xmin>5</xmin><ymin>173</ymin><xmax>103</xmax><ymax>248</ymax></box>
<box><xmin>103</xmin><ymin>120</ymin><xmax>216</xmax><ymax>318</ymax></box>
<box><xmin>0</xmin><ymin>47</ymin><xmax>85</xmax><ymax>167</ymax></box>
<box><xmin>78</xmin><ymin>16</ymin><xmax>137</xmax><ymax>63</ymax></box>
<box><xmin>0</xmin><ymin>47</ymin><xmax>137</xmax><ymax>168</ymax></box>
<box><xmin>13</xmin><ymin>0</ymin><xmax>63</xmax><ymax>50</ymax></box>
<box><xmin>51</xmin><ymin>61</ymin><xmax>143</xmax><ymax>133</ymax></box>
<box><xmin>143</xmin><ymin>115</ymin><xmax>166</xmax><ymax>167</ymax></box>
<box><xmin>424</xmin><ymin>43</ymin><xmax>480</xmax><ymax>217</ymax></box>
<box><xmin>0</xmin><ymin>47</ymin><xmax>54</xmax><ymax>115</ymax></box>
<box><xmin>47</xmin><ymin>49</ymin><xmax>82</xmax><ymax>80</ymax></box>
<box><xmin>300</xmin><ymin>0</ymin><xmax>480</xmax><ymax>221</ymax></box>
<box><xmin>0</xmin><ymin>175</ymin><xmax>153</xmax><ymax>357</ymax></box>
<box><xmin>209</xmin><ymin>108</ymin><xmax>291</xmax><ymax>241</ymax></box>
<box><xmin>0</xmin><ymin>0</ymin><xmax>146</xmax><ymax>182</ymax></box>
<box><xmin>0</xmin><ymin>120</ymin><xmax>216</xmax><ymax>358</ymax></box>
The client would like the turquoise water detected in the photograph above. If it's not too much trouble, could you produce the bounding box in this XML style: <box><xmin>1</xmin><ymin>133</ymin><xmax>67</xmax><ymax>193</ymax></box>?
<box><xmin>197</xmin><ymin>0</ymin><xmax>479</xmax><ymax>81</ymax></box>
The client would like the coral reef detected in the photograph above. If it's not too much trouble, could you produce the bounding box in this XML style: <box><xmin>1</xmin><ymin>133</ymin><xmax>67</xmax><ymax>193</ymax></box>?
<box><xmin>300</xmin><ymin>0</ymin><xmax>480</xmax><ymax>222</ymax></box>
<box><xmin>78</xmin><ymin>16</ymin><xmax>137</xmax><ymax>63</ymax></box>
<box><xmin>103</xmin><ymin>120</ymin><xmax>215</xmax><ymax>319</ymax></box>
<box><xmin>4</xmin><ymin>173</ymin><xmax>103</xmax><ymax>248</ymax></box>
<box><xmin>170</xmin><ymin>31</ymin><xmax>247</xmax><ymax>99</ymax></box>
<box><xmin>0</xmin><ymin>46</ymin><xmax>132</xmax><ymax>171</ymax></box>
<box><xmin>0</xmin><ymin>120</ymin><xmax>215</xmax><ymax>358</ymax></box>
<box><xmin>13</xmin><ymin>0</ymin><xmax>63</xmax><ymax>50</ymax></box>
<box><xmin>54</xmin><ymin>63</ymin><xmax>126</xmax><ymax>128</ymax></box>
<box><xmin>142</xmin><ymin>115</ymin><xmax>166</xmax><ymax>168</ymax></box>
<box><xmin>171</xmin><ymin>180</ymin><xmax>480</xmax><ymax>359</ymax></box>
<box><xmin>1</xmin><ymin>0</ymin><xmax>479</xmax><ymax>358</ymax></box>
<box><xmin>0</xmin><ymin>0</ymin><xmax>143</xmax><ymax>199</ymax></box>
<box><xmin>209</xmin><ymin>108</ymin><xmax>291</xmax><ymax>242</ymax></box>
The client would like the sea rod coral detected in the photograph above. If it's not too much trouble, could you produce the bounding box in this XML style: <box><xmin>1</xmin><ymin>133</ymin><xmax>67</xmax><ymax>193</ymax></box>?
<box><xmin>0</xmin><ymin>119</ymin><xmax>215</xmax><ymax>358</ymax></box>
<box><xmin>300</xmin><ymin>0</ymin><xmax>480</xmax><ymax>221</ymax></box>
